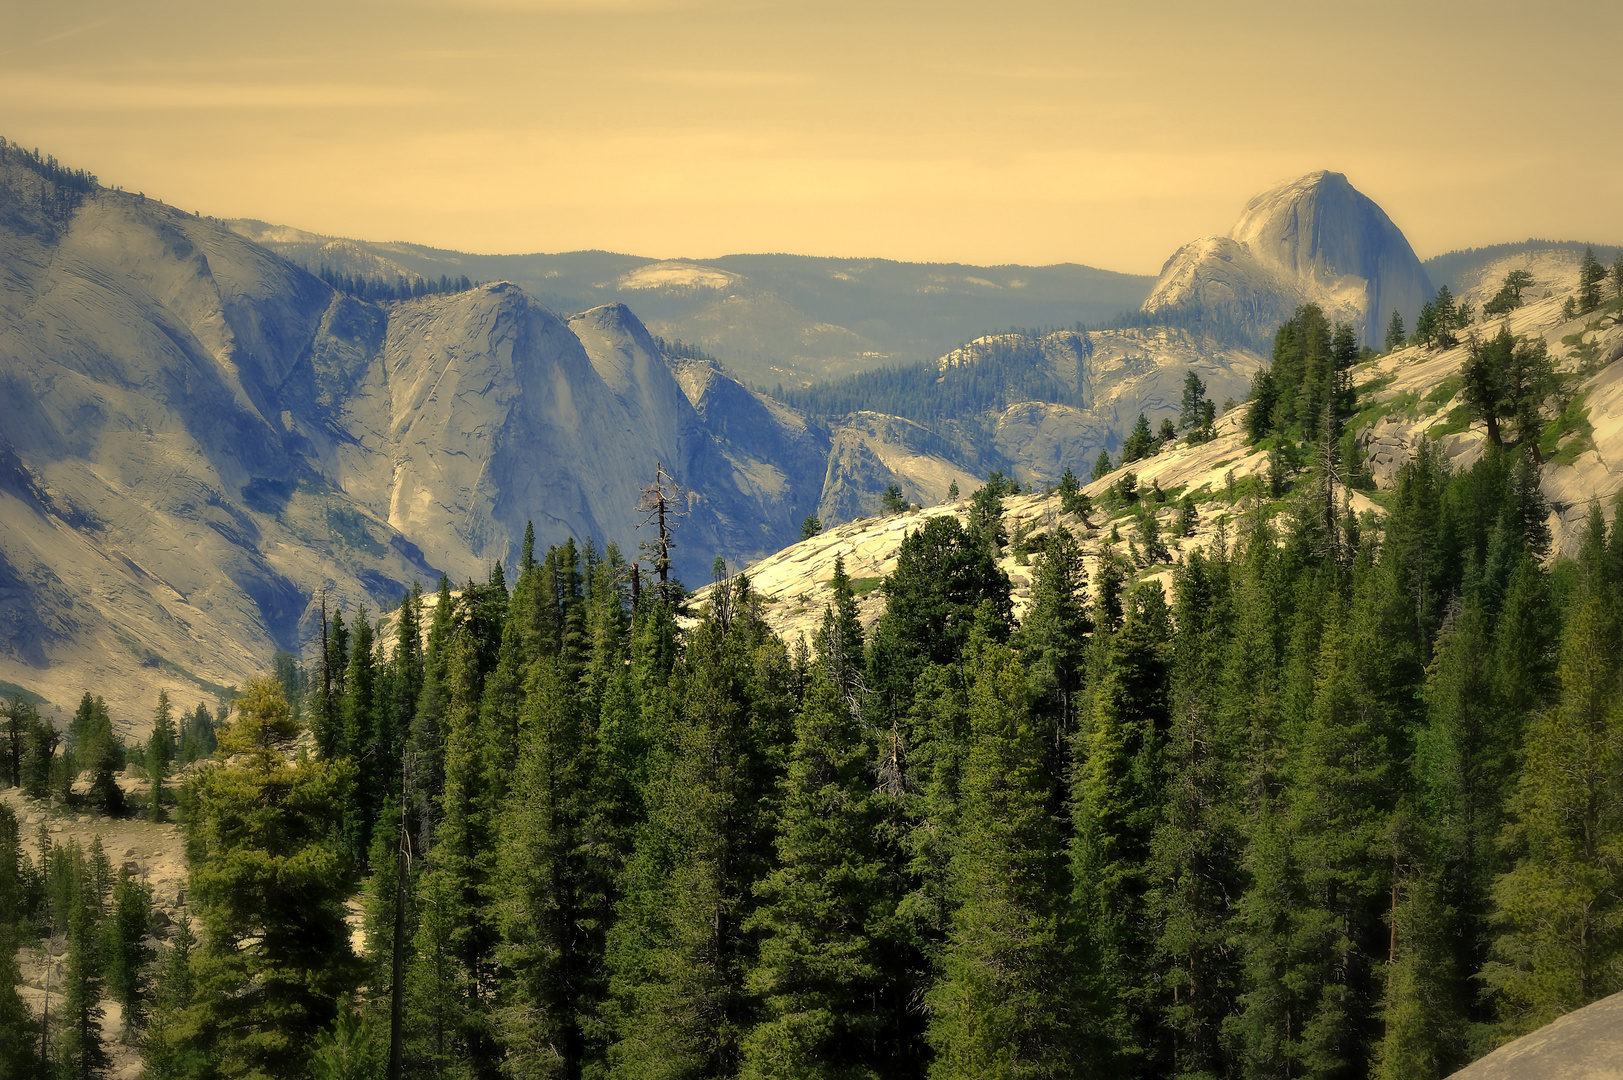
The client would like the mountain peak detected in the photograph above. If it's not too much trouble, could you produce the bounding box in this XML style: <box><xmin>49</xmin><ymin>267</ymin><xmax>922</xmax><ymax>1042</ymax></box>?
<box><xmin>1143</xmin><ymin>171</ymin><xmax>1431</xmax><ymax>345</ymax></box>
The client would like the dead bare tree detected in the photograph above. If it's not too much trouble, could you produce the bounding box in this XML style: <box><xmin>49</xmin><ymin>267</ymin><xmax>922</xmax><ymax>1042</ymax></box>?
<box><xmin>636</xmin><ymin>463</ymin><xmax>686</xmax><ymax>600</ymax></box>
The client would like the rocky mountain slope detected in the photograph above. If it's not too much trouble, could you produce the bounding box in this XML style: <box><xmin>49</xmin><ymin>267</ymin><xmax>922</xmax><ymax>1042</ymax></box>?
<box><xmin>712</xmin><ymin>256</ymin><xmax>1623</xmax><ymax>649</ymax></box>
<box><xmin>1143</xmin><ymin>171</ymin><xmax>1433</xmax><ymax>347</ymax></box>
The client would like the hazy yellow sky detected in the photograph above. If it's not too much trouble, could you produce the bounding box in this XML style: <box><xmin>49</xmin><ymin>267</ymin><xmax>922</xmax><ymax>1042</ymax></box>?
<box><xmin>2</xmin><ymin>0</ymin><xmax>1618</xmax><ymax>272</ymax></box>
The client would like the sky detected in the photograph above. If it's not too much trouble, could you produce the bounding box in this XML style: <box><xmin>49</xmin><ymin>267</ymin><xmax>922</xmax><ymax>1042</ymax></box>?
<box><xmin>2</xmin><ymin>0</ymin><xmax>1619</xmax><ymax>274</ymax></box>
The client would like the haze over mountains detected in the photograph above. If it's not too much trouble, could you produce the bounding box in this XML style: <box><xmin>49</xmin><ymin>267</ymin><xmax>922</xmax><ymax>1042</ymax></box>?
<box><xmin>0</xmin><ymin>136</ymin><xmax>1615</xmax><ymax>728</ymax></box>
<box><xmin>226</xmin><ymin>220</ymin><xmax>1157</xmax><ymax>389</ymax></box>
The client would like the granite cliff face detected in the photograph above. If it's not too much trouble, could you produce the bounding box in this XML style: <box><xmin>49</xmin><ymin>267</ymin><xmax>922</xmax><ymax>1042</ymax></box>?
<box><xmin>1144</xmin><ymin>171</ymin><xmax>1432</xmax><ymax>346</ymax></box>
<box><xmin>0</xmin><ymin>159</ymin><xmax>825</xmax><ymax>725</ymax></box>
<box><xmin>933</xmin><ymin>327</ymin><xmax>1265</xmax><ymax>489</ymax></box>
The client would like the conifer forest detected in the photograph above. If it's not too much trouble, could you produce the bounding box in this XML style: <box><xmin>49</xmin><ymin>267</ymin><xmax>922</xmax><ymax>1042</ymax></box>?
<box><xmin>4</xmin><ymin>310</ymin><xmax>1623</xmax><ymax>1080</ymax></box>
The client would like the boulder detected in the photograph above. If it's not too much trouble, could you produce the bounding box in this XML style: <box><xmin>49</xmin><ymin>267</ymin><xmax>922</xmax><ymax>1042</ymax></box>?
<box><xmin>1447</xmin><ymin>992</ymin><xmax>1623</xmax><ymax>1079</ymax></box>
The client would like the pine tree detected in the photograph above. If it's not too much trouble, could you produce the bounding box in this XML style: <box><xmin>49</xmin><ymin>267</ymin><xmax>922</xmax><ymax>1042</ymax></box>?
<box><xmin>1577</xmin><ymin>246</ymin><xmax>1607</xmax><ymax>314</ymax></box>
<box><xmin>1122</xmin><ymin>413</ymin><xmax>1156</xmax><ymax>463</ymax></box>
<box><xmin>308</xmin><ymin>1003</ymin><xmax>385</xmax><ymax>1080</ymax></box>
<box><xmin>1150</xmin><ymin>546</ymin><xmax>1243</xmax><ymax>1080</ymax></box>
<box><xmin>412</xmin><ymin>629</ymin><xmax>500</xmax><ymax>1078</ymax></box>
<box><xmin>147</xmin><ymin>691</ymin><xmax>175</xmax><ymax>822</ymax></box>
<box><xmin>739</xmin><ymin>672</ymin><xmax>890</xmax><ymax>1080</ymax></box>
<box><xmin>70</xmin><ymin>695</ymin><xmax>122</xmax><ymax>814</ymax></box>
<box><xmin>1179</xmin><ymin>371</ymin><xmax>1209</xmax><ymax>433</ymax></box>
<box><xmin>1092</xmin><ymin>450</ymin><xmax>1113</xmax><ymax>482</ymax></box>
<box><xmin>605</xmin><ymin>611</ymin><xmax>789</xmax><ymax>1079</ymax></box>
<box><xmin>1071</xmin><ymin>582</ymin><xmax>1172</xmax><ymax>1072</ymax></box>
<box><xmin>1431</xmin><ymin>288</ymin><xmax>1459</xmax><ymax>349</ymax></box>
<box><xmin>1483</xmin><ymin>269</ymin><xmax>1534</xmax><ymax>316</ymax></box>
<box><xmin>54</xmin><ymin>866</ymin><xmax>110</xmax><ymax>1080</ymax></box>
<box><xmin>1385</xmin><ymin>310</ymin><xmax>1405</xmax><ymax>351</ymax></box>
<box><xmin>1057</xmin><ymin>468</ymin><xmax>1087</xmax><ymax>517</ymax></box>
<box><xmin>104</xmin><ymin>867</ymin><xmax>153</xmax><ymax>1042</ymax></box>
<box><xmin>1286</xmin><ymin>558</ymin><xmax>1415</xmax><ymax>1078</ymax></box>
<box><xmin>493</xmin><ymin>658</ymin><xmax>593</xmax><ymax>1079</ymax></box>
<box><xmin>0</xmin><ymin>802</ymin><xmax>23</xmax><ymax>930</ymax></box>
<box><xmin>315</xmin><ymin>608</ymin><xmax>352</xmax><ymax>760</ymax></box>
<box><xmin>140</xmin><ymin>909</ymin><xmax>200</xmax><ymax>1080</ymax></box>
<box><xmin>406</xmin><ymin>575</ymin><xmax>456</xmax><ymax>856</ymax></box>
<box><xmin>928</xmin><ymin>644</ymin><xmax>1082</xmax><ymax>1078</ymax></box>
<box><xmin>183</xmin><ymin>678</ymin><xmax>362</xmax><ymax>1080</ymax></box>
<box><xmin>0</xmin><ymin>922</ymin><xmax>36</xmax><ymax>1079</ymax></box>
<box><xmin>1013</xmin><ymin>527</ymin><xmax>1090</xmax><ymax>771</ymax></box>
<box><xmin>1371</xmin><ymin>861</ymin><xmax>1461</xmax><ymax>1080</ymax></box>
<box><xmin>341</xmin><ymin>608</ymin><xmax>381</xmax><ymax>864</ymax></box>
<box><xmin>867</xmin><ymin>515</ymin><xmax>1011</xmax><ymax>730</ymax></box>
<box><xmin>1484</xmin><ymin>513</ymin><xmax>1623</xmax><ymax>1036</ymax></box>
<box><xmin>178</xmin><ymin>702</ymin><xmax>214</xmax><ymax>766</ymax></box>
<box><xmin>815</xmin><ymin>556</ymin><xmax>866</xmax><ymax>702</ymax></box>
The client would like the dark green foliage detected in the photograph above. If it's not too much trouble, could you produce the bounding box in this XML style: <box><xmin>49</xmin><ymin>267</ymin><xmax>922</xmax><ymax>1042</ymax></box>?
<box><xmin>1414</xmin><ymin>286</ymin><xmax>1466</xmax><ymax>349</ymax></box>
<box><xmin>1172</xmin><ymin>495</ymin><xmax>1197</xmax><ymax>538</ymax></box>
<box><xmin>1121</xmin><ymin>413</ymin><xmax>1156</xmax><ymax>463</ymax></box>
<box><xmin>312</xmin><ymin>263</ymin><xmax>473</xmax><ymax>302</ymax></box>
<box><xmin>1150</xmin><ymin>546</ymin><xmax>1242</xmax><ymax>1079</ymax></box>
<box><xmin>928</xmin><ymin>644</ymin><xmax>1083</xmax><ymax>1078</ymax></box>
<box><xmin>1386</xmin><ymin>309</ymin><xmax>1406</xmax><ymax>351</ymax></box>
<box><xmin>105</xmin><ymin>868</ymin><xmax>153</xmax><ymax>1041</ymax></box>
<box><xmin>740</xmin><ymin>672</ymin><xmax>891</xmax><ymax>1079</ymax></box>
<box><xmin>1179</xmin><ymin>370</ymin><xmax>1213</xmax><ymax>439</ymax></box>
<box><xmin>140</xmin><ymin>909</ymin><xmax>200</xmax><ymax>1080</ymax></box>
<box><xmin>800</xmin><ymin>515</ymin><xmax>822</xmax><ymax>541</ymax></box>
<box><xmin>97</xmin><ymin>458</ymin><xmax>1623</xmax><ymax>1080</ymax></box>
<box><xmin>69</xmin><ymin>694</ymin><xmax>122</xmax><ymax>815</ymax></box>
<box><xmin>966</xmin><ymin>476</ymin><xmax>1009</xmax><ymax>552</ymax></box>
<box><xmin>1246</xmin><ymin>304</ymin><xmax>1356</xmax><ymax>445</ymax></box>
<box><xmin>1014</xmin><ymin>527</ymin><xmax>1091</xmax><ymax>759</ymax></box>
<box><xmin>1577</xmin><ymin>246</ymin><xmax>1607</xmax><ymax>314</ymax></box>
<box><xmin>1482</xmin><ymin>269</ymin><xmax>1534</xmax><ymax>316</ymax></box>
<box><xmin>1483</xmin><ymin>505</ymin><xmax>1623</xmax><ymax>1037</ymax></box>
<box><xmin>54</xmin><ymin>870</ymin><xmax>110</xmax><ymax>1080</ymax></box>
<box><xmin>868</xmin><ymin>516</ymin><xmax>1012</xmax><ymax>722</ymax></box>
<box><xmin>178</xmin><ymin>702</ymin><xmax>216</xmax><ymax>766</ymax></box>
<box><xmin>1111</xmin><ymin>471</ymin><xmax>1138</xmax><ymax>506</ymax></box>
<box><xmin>604</xmin><ymin>606</ymin><xmax>792</xmax><ymax>1079</ymax></box>
<box><xmin>6</xmin><ymin>698</ymin><xmax>58</xmax><ymax>798</ymax></box>
<box><xmin>1071</xmin><ymin>582</ymin><xmax>1172</xmax><ymax>1072</ymax></box>
<box><xmin>1135</xmin><ymin>507</ymin><xmax>1170</xmax><ymax>567</ymax></box>
<box><xmin>493</xmin><ymin>658</ymin><xmax>596</xmax><ymax>1078</ymax></box>
<box><xmin>1092</xmin><ymin>450</ymin><xmax>1113</xmax><ymax>482</ymax></box>
<box><xmin>0</xmin><ymin>922</ymin><xmax>36</xmax><ymax>1079</ymax></box>
<box><xmin>147</xmin><ymin>692</ymin><xmax>175</xmax><ymax>822</ymax></box>
<box><xmin>1461</xmin><ymin>328</ymin><xmax>1555</xmax><ymax>453</ymax></box>
<box><xmin>308</xmin><ymin>1003</ymin><xmax>385</xmax><ymax>1080</ymax></box>
<box><xmin>1056</xmin><ymin>468</ymin><xmax>1089</xmax><ymax>518</ymax></box>
<box><xmin>183</xmin><ymin>678</ymin><xmax>363</xmax><ymax>1080</ymax></box>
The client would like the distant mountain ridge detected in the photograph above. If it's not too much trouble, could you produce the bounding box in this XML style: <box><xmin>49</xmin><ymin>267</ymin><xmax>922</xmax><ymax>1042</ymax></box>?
<box><xmin>226</xmin><ymin>219</ymin><xmax>1156</xmax><ymax>388</ymax></box>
